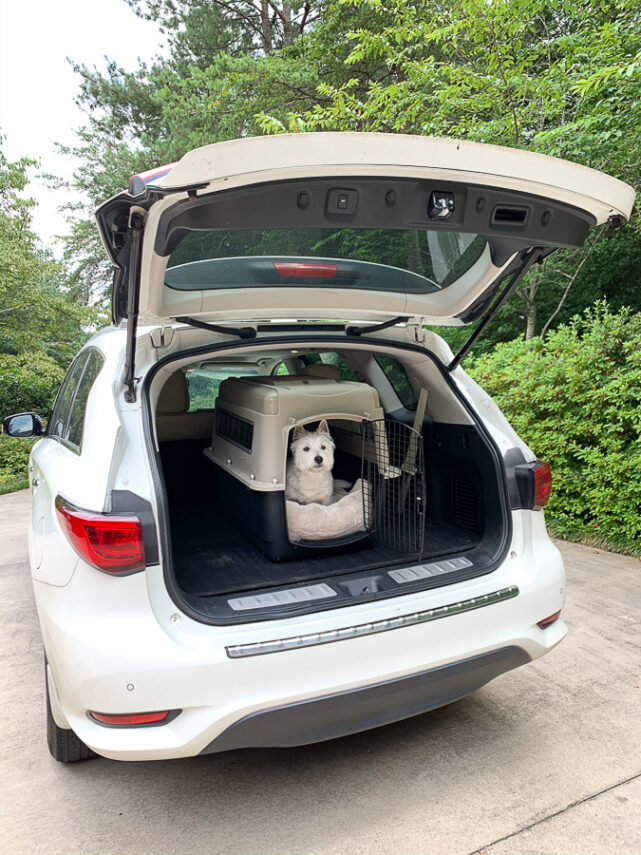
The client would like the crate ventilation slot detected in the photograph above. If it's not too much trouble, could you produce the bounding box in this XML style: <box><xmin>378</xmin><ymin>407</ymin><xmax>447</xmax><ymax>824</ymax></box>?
<box><xmin>216</xmin><ymin>408</ymin><xmax>254</xmax><ymax>452</ymax></box>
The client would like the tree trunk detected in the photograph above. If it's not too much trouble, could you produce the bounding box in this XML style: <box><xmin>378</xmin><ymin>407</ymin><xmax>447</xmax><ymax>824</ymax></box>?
<box><xmin>260</xmin><ymin>0</ymin><xmax>273</xmax><ymax>53</ymax></box>
<box><xmin>525</xmin><ymin>304</ymin><xmax>536</xmax><ymax>340</ymax></box>
<box><xmin>282</xmin><ymin>3</ymin><xmax>293</xmax><ymax>46</ymax></box>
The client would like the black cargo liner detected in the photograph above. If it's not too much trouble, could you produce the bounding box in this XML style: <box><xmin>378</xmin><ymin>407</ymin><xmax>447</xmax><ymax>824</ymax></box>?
<box><xmin>143</xmin><ymin>336</ymin><xmax>513</xmax><ymax>624</ymax></box>
<box><xmin>159</xmin><ymin>416</ymin><xmax>504</xmax><ymax>619</ymax></box>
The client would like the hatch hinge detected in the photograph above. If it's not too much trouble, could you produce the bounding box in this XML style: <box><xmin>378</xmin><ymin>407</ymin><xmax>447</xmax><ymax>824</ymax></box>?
<box><xmin>150</xmin><ymin>324</ymin><xmax>175</xmax><ymax>349</ymax></box>
<box><xmin>122</xmin><ymin>211</ymin><xmax>145</xmax><ymax>403</ymax></box>
<box><xmin>448</xmin><ymin>247</ymin><xmax>544</xmax><ymax>372</ymax></box>
<box><xmin>406</xmin><ymin>317</ymin><xmax>427</xmax><ymax>343</ymax></box>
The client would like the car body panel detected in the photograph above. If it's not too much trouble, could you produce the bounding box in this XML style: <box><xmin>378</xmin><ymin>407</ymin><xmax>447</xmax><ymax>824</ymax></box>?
<box><xmin>97</xmin><ymin>134</ymin><xmax>635</xmax><ymax>327</ymax></box>
<box><xmin>124</xmin><ymin>133</ymin><xmax>633</xmax><ymax>223</ymax></box>
<box><xmin>27</xmin><ymin>321</ymin><xmax>566</xmax><ymax>759</ymax></box>
<box><xmin>22</xmin><ymin>132</ymin><xmax>635</xmax><ymax>760</ymax></box>
<box><xmin>38</xmin><ymin>507</ymin><xmax>565</xmax><ymax>760</ymax></box>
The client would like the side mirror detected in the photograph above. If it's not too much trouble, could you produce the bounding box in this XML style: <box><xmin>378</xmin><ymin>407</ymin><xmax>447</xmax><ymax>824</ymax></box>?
<box><xmin>2</xmin><ymin>412</ymin><xmax>44</xmax><ymax>438</ymax></box>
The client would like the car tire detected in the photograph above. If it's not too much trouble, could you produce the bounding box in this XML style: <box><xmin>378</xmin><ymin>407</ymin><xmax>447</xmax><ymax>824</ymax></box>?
<box><xmin>45</xmin><ymin>660</ymin><xmax>95</xmax><ymax>763</ymax></box>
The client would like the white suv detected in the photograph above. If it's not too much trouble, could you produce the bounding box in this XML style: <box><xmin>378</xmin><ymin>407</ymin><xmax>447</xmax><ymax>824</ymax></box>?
<box><xmin>4</xmin><ymin>133</ymin><xmax>634</xmax><ymax>762</ymax></box>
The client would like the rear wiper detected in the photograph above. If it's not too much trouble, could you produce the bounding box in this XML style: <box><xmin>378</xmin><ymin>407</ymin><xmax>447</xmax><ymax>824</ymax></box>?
<box><xmin>346</xmin><ymin>316</ymin><xmax>407</xmax><ymax>336</ymax></box>
<box><xmin>174</xmin><ymin>316</ymin><xmax>257</xmax><ymax>339</ymax></box>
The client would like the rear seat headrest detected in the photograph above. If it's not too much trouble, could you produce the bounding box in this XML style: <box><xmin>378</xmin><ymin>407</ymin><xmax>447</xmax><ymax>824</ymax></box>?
<box><xmin>300</xmin><ymin>363</ymin><xmax>341</xmax><ymax>380</ymax></box>
<box><xmin>157</xmin><ymin>371</ymin><xmax>189</xmax><ymax>414</ymax></box>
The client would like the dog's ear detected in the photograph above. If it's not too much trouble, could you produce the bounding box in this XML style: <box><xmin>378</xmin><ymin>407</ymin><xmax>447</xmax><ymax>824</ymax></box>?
<box><xmin>318</xmin><ymin>419</ymin><xmax>330</xmax><ymax>435</ymax></box>
<box><xmin>292</xmin><ymin>423</ymin><xmax>307</xmax><ymax>441</ymax></box>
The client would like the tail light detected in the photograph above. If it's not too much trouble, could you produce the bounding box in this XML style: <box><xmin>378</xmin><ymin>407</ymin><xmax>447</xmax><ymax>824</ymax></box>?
<box><xmin>273</xmin><ymin>262</ymin><xmax>337</xmax><ymax>278</ymax></box>
<box><xmin>538</xmin><ymin>610</ymin><xmax>561</xmax><ymax>629</ymax></box>
<box><xmin>55</xmin><ymin>496</ymin><xmax>145</xmax><ymax>574</ymax></box>
<box><xmin>89</xmin><ymin>711</ymin><xmax>172</xmax><ymax>726</ymax></box>
<box><xmin>532</xmin><ymin>461</ymin><xmax>552</xmax><ymax>509</ymax></box>
<box><xmin>513</xmin><ymin>460</ymin><xmax>552</xmax><ymax>510</ymax></box>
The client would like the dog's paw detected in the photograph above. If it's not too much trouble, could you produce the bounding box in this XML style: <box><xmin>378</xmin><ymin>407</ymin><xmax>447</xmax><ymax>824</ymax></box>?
<box><xmin>332</xmin><ymin>479</ymin><xmax>352</xmax><ymax>500</ymax></box>
<box><xmin>334</xmin><ymin>479</ymin><xmax>352</xmax><ymax>491</ymax></box>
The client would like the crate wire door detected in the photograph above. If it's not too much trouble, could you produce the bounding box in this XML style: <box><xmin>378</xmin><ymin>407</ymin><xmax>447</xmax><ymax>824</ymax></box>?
<box><xmin>362</xmin><ymin>419</ymin><xmax>426</xmax><ymax>554</ymax></box>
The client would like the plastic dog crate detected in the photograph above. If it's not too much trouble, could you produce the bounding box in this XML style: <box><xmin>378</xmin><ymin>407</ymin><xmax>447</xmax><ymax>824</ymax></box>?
<box><xmin>203</xmin><ymin>375</ymin><xmax>384</xmax><ymax>560</ymax></box>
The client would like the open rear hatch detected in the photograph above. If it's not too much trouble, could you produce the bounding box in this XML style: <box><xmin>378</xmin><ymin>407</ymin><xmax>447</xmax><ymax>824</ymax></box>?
<box><xmin>96</xmin><ymin>133</ymin><xmax>634</xmax><ymax>622</ymax></box>
<box><xmin>96</xmin><ymin>132</ymin><xmax>634</xmax><ymax>400</ymax></box>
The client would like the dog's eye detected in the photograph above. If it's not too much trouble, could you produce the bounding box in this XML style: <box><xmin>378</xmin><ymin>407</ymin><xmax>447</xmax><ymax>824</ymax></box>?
<box><xmin>321</xmin><ymin>445</ymin><xmax>326</xmax><ymax>450</ymax></box>
<box><xmin>303</xmin><ymin>446</ymin><xmax>310</xmax><ymax>452</ymax></box>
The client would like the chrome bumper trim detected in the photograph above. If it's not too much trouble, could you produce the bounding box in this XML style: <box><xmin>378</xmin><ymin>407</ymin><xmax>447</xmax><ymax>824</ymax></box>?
<box><xmin>226</xmin><ymin>585</ymin><xmax>519</xmax><ymax>658</ymax></box>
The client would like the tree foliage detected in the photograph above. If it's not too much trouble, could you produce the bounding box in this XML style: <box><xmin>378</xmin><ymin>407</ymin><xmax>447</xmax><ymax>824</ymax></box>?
<box><xmin>467</xmin><ymin>303</ymin><xmax>641</xmax><ymax>553</ymax></box>
<box><xmin>61</xmin><ymin>0</ymin><xmax>640</xmax><ymax>343</ymax></box>
<box><xmin>0</xmin><ymin>139</ymin><xmax>102</xmax><ymax>414</ymax></box>
<box><xmin>0</xmin><ymin>351</ymin><xmax>66</xmax><ymax>416</ymax></box>
<box><xmin>257</xmin><ymin>0</ymin><xmax>641</xmax><ymax>344</ymax></box>
<box><xmin>0</xmin><ymin>435</ymin><xmax>36</xmax><ymax>494</ymax></box>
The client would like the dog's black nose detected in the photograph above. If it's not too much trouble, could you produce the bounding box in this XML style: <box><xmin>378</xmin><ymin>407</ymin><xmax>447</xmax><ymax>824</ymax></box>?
<box><xmin>314</xmin><ymin>456</ymin><xmax>323</xmax><ymax>465</ymax></box>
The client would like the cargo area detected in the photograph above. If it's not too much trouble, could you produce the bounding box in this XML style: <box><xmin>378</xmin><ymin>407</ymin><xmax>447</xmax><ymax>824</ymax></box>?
<box><xmin>151</xmin><ymin>346</ymin><xmax>509</xmax><ymax>622</ymax></box>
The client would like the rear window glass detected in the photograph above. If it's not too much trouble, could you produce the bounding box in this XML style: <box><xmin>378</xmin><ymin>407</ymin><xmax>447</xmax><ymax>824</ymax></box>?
<box><xmin>166</xmin><ymin>229</ymin><xmax>487</xmax><ymax>293</ymax></box>
<box><xmin>374</xmin><ymin>354</ymin><xmax>418</xmax><ymax>410</ymax></box>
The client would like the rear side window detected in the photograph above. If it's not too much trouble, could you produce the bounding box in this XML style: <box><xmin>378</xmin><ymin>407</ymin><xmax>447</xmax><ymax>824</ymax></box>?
<box><xmin>374</xmin><ymin>354</ymin><xmax>418</xmax><ymax>410</ymax></box>
<box><xmin>48</xmin><ymin>349</ymin><xmax>104</xmax><ymax>451</ymax></box>
<box><xmin>185</xmin><ymin>366</ymin><xmax>259</xmax><ymax>411</ymax></box>
<box><xmin>66</xmin><ymin>352</ymin><xmax>104</xmax><ymax>448</ymax></box>
<box><xmin>49</xmin><ymin>356</ymin><xmax>87</xmax><ymax>440</ymax></box>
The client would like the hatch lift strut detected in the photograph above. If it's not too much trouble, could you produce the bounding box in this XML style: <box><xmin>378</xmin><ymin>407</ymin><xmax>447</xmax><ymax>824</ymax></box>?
<box><xmin>123</xmin><ymin>213</ymin><xmax>145</xmax><ymax>403</ymax></box>
<box><xmin>448</xmin><ymin>247</ymin><xmax>543</xmax><ymax>372</ymax></box>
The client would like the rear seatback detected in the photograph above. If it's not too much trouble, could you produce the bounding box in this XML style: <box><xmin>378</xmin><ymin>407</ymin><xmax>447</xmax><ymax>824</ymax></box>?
<box><xmin>156</xmin><ymin>371</ymin><xmax>214</xmax><ymax>442</ymax></box>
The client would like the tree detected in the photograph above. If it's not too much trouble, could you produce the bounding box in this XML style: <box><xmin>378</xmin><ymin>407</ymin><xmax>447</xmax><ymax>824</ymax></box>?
<box><xmin>467</xmin><ymin>303</ymin><xmax>641</xmax><ymax>553</ymax></box>
<box><xmin>60</xmin><ymin>0</ymin><xmax>331</xmax><ymax>298</ymax></box>
<box><xmin>0</xmin><ymin>139</ymin><xmax>101</xmax><ymax>408</ymax></box>
<box><xmin>257</xmin><ymin>0</ymin><xmax>641</xmax><ymax>342</ymax></box>
<box><xmin>62</xmin><ymin>0</ymin><xmax>640</xmax><ymax>340</ymax></box>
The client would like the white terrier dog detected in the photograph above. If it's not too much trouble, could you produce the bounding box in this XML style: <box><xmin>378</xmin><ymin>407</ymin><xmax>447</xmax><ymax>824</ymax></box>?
<box><xmin>286</xmin><ymin>420</ymin><xmax>336</xmax><ymax>505</ymax></box>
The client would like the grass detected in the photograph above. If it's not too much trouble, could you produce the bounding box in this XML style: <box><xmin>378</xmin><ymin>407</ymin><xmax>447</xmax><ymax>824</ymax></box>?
<box><xmin>0</xmin><ymin>478</ymin><xmax>29</xmax><ymax>496</ymax></box>
<box><xmin>0</xmin><ymin>434</ymin><xmax>36</xmax><ymax>497</ymax></box>
<box><xmin>547</xmin><ymin>521</ymin><xmax>641</xmax><ymax>559</ymax></box>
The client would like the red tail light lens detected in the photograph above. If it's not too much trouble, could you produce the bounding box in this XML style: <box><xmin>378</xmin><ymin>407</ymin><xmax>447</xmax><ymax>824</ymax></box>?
<box><xmin>55</xmin><ymin>496</ymin><xmax>145</xmax><ymax>574</ymax></box>
<box><xmin>513</xmin><ymin>460</ymin><xmax>553</xmax><ymax>510</ymax></box>
<box><xmin>89</xmin><ymin>711</ymin><xmax>170</xmax><ymax>726</ymax></box>
<box><xmin>533</xmin><ymin>461</ymin><xmax>552</xmax><ymax>509</ymax></box>
<box><xmin>538</xmin><ymin>610</ymin><xmax>561</xmax><ymax>628</ymax></box>
<box><xmin>273</xmin><ymin>262</ymin><xmax>337</xmax><ymax>278</ymax></box>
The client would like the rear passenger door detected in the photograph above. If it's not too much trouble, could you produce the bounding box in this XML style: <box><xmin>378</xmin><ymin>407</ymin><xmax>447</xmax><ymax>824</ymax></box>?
<box><xmin>30</xmin><ymin>349</ymin><xmax>104</xmax><ymax>585</ymax></box>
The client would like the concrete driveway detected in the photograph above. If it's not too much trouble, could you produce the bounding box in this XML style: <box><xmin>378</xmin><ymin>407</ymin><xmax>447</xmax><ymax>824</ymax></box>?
<box><xmin>1</xmin><ymin>488</ymin><xmax>639</xmax><ymax>855</ymax></box>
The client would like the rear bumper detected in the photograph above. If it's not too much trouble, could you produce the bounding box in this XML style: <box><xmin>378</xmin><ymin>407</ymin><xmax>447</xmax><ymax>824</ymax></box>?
<box><xmin>201</xmin><ymin>645</ymin><xmax>530</xmax><ymax>753</ymax></box>
<box><xmin>33</xmin><ymin>512</ymin><xmax>566</xmax><ymax>761</ymax></box>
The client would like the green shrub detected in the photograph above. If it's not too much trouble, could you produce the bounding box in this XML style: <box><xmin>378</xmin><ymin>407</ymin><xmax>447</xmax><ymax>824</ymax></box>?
<box><xmin>0</xmin><ymin>434</ymin><xmax>37</xmax><ymax>494</ymax></box>
<box><xmin>0</xmin><ymin>351</ymin><xmax>65</xmax><ymax>418</ymax></box>
<box><xmin>467</xmin><ymin>303</ymin><xmax>641</xmax><ymax>553</ymax></box>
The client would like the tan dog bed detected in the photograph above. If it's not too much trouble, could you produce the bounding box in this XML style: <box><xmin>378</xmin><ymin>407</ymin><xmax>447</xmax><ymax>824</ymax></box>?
<box><xmin>286</xmin><ymin>479</ymin><xmax>367</xmax><ymax>542</ymax></box>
